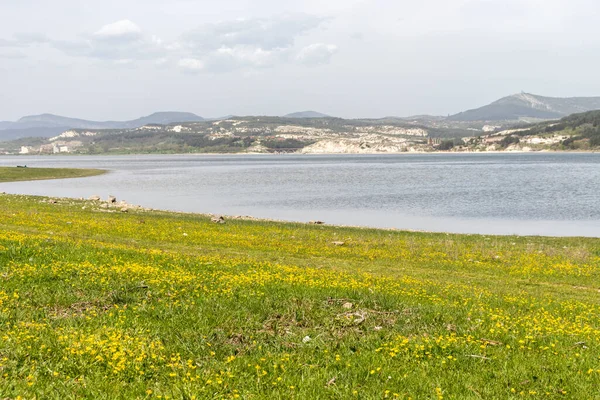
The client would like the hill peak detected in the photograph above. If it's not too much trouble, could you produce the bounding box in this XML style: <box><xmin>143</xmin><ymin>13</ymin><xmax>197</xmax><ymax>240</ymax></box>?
<box><xmin>19</xmin><ymin>113</ymin><xmax>70</xmax><ymax>122</ymax></box>
<box><xmin>2</xmin><ymin>111</ymin><xmax>205</xmax><ymax>140</ymax></box>
<box><xmin>284</xmin><ymin>111</ymin><xmax>330</xmax><ymax>118</ymax></box>
<box><xmin>449</xmin><ymin>92</ymin><xmax>600</xmax><ymax>121</ymax></box>
<box><xmin>134</xmin><ymin>112</ymin><xmax>203</xmax><ymax>125</ymax></box>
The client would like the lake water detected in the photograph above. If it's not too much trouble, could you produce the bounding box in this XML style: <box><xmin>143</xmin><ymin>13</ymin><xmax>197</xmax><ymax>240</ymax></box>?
<box><xmin>1</xmin><ymin>153</ymin><xmax>600</xmax><ymax>237</ymax></box>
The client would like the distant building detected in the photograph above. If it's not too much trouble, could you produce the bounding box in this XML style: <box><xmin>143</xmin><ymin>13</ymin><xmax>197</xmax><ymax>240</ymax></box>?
<box><xmin>482</xmin><ymin>125</ymin><xmax>502</xmax><ymax>133</ymax></box>
<box><xmin>39</xmin><ymin>144</ymin><xmax>54</xmax><ymax>154</ymax></box>
<box><xmin>19</xmin><ymin>146</ymin><xmax>31</xmax><ymax>154</ymax></box>
<box><xmin>484</xmin><ymin>136</ymin><xmax>505</xmax><ymax>144</ymax></box>
<box><xmin>52</xmin><ymin>145</ymin><xmax>70</xmax><ymax>153</ymax></box>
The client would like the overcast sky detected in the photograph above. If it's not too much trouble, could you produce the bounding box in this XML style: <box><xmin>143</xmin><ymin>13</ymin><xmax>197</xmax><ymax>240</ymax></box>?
<box><xmin>1</xmin><ymin>0</ymin><xmax>599</xmax><ymax>121</ymax></box>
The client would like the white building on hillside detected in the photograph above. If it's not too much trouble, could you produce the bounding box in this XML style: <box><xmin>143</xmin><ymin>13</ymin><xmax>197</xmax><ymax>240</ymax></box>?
<box><xmin>52</xmin><ymin>144</ymin><xmax>70</xmax><ymax>153</ymax></box>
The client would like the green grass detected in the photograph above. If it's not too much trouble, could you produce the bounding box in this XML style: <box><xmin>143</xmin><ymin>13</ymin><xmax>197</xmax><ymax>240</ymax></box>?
<box><xmin>0</xmin><ymin>166</ymin><xmax>105</xmax><ymax>182</ymax></box>
<box><xmin>0</xmin><ymin>194</ymin><xmax>599</xmax><ymax>399</ymax></box>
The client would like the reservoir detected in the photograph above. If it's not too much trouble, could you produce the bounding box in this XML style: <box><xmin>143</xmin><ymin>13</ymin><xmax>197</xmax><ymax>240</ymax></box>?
<box><xmin>1</xmin><ymin>153</ymin><xmax>599</xmax><ymax>237</ymax></box>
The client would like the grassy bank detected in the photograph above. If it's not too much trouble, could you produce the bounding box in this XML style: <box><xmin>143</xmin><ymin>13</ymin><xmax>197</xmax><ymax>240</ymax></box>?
<box><xmin>1</xmin><ymin>194</ymin><xmax>599</xmax><ymax>399</ymax></box>
<box><xmin>0</xmin><ymin>167</ymin><xmax>105</xmax><ymax>182</ymax></box>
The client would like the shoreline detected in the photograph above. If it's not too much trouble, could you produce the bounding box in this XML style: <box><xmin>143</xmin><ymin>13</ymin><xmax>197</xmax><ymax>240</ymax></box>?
<box><xmin>1</xmin><ymin>158</ymin><xmax>599</xmax><ymax>239</ymax></box>
<box><xmin>1</xmin><ymin>149</ymin><xmax>599</xmax><ymax>157</ymax></box>
<box><xmin>3</xmin><ymin>192</ymin><xmax>599</xmax><ymax>239</ymax></box>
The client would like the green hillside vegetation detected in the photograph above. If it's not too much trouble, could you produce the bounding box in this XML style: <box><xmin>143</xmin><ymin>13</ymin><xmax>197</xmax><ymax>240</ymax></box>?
<box><xmin>8</xmin><ymin>110</ymin><xmax>600</xmax><ymax>154</ymax></box>
<box><xmin>85</xmin><ymin>127</ymin><xmax>317</xmax><ymax>154</ymax></box>
<box><xmin>0</xmin><ymin>136</ymin><xmax>49</xmax><ymax>152</ymax></box>
<box><xmin>87</xmin><ymin>130</ymin><xmax>255</xmax><ymax>154</ymax></box>
<box><xmin>502</xmin><ymin>110</ymin><xmax>600</xmax><ymax>150</ymax></box>
<box><xmin>261</xmin><ymin>138</ymin><xmax>317</xmax><ymax>150</ymax></box>
<box><xmin>548</xmin><ymin>111</ymin><xmax>600</xmax><ymax>149</ymax></box>
<box><xmin>3</xmin><ymin>116</ymin><xmax>476</xmax><ymax>155</ymax></box>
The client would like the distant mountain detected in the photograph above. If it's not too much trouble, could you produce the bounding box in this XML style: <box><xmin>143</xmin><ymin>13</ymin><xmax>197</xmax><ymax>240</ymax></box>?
<box><xmin>284</xmin><ymin>111</ymin><xmax>330</xmax><ymax>118</ymax></box>
<box><xmin>16</xmin><ymin>114</ymin><xmax>110</xmax><ymax>130</ymax></box>
<box><xmin>129</xmin><ymin>112</ymin><xmax>204</xmax><ymax>127</ymax></box>
<box><xmin>0</xmin><ymin>112</ymin><xmax>204</xmax><ymax>141</ymax></box>
<box><xmin>0</xmin><ymin>127</ymin><xmax>67</xmax><ymax>141</ymax></box>
<box><xmin>3</xmin><ymin>116</ymin><xmax>439</xmax><ymax>154</ymax></box>
<box><xmin>4</xmin><ymin>92</ymin><xmax>600</xmax><ymax>143</ymax></box>
<box><xmin>204</xmin><ymin>115</ymin><xmax>235</xmax><ymax>121</ymax></box>
<box><xmin>448</xmin><ymin>93</ymin><xmax>600</xmax><ymax>121</ymax></box>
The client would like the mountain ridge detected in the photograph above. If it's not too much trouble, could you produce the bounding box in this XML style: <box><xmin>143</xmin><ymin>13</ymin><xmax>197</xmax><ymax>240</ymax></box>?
<box><xmin>4</xmin><ymin>109</ymin><xmax>600</xmax><ymax>155</ymax></box>
<box><xmin>0</xmin><ymin>112</ymin><xmax>204</xmax><ymax>140</ymax></box>
<box><xmin>15</xmin><ymin>111</ymin><xmax>205</xmax><ymax>128</ymax></box>
<box><xmin>3</xmin><ymin>92</ymin><xmax>600</xmax><ymax>142</ymax></box>
<box><xmin>448</xmin><ymin>93</ymin><xmax>600</xmax><ymax>121</ymax></box>
<box><xmin>284</xmin><ymin>111</ymin><xmax>330</xmax><ymax>118</ymax></box>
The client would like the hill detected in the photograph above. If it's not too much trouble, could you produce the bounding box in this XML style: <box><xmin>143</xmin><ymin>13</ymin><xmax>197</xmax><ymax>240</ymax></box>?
<box><xmin>128</xmin><ymin>112</ymin><xmax>204</xmax><ymax>127</ymax></box>
<box><xmin>444</xmin><ymin>109</ymin><xmax>600</xmax><ymax>152</ymax></box>
<box><xmin>16</xmin><ymin>114</ymin><xmax>111</xmax><ymax>130</ymax></box>
<box><xmin>449</xmin><ymin>93</ymin><xmax>600</xmax><ymax>121</ymax></box>
<box><xmin>284</xmin><ymin>111</ymin><xmax>330</xmax><ymax>118</ymax></box>
<box><xmin>498</xmin><ymin>109</ymin><xmax>600</xmax><ymax>150</ymax></box>
<box><xmin>0</xmin><ymin>112</ymin><xmax>204</xmax><ymax>140</ymax></box>
<box><xmin>4</xmin><ymin>92</ymin><xmax>600</xmax><ymax>153</ymax></box>
<box><xmin>6</xmin><ymin>116</ymin><xmax>468</xmax><ymax>154</ymax></box>
<box><xmin>0</xmin><ymin>127</ymin><xmax>67</xmax><ymax>141</ymax></box>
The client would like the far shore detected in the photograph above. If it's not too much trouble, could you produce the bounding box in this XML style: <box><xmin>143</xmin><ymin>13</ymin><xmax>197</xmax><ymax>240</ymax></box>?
<box><xmin>1</xmin><ymin>149</ymin><xmax>599</xmax><ymax>157</ymax></box>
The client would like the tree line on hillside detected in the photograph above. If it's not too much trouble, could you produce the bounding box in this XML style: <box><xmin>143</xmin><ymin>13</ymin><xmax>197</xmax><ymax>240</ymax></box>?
<box><xmin>504</xmin><ymin>110</ymin><xmax>600</xmax><ymax>149</ymax></box>
<box><xmin>82</xmin><ymin>129</ymin><xmax>318</xmax><ymax>154</ymax></box>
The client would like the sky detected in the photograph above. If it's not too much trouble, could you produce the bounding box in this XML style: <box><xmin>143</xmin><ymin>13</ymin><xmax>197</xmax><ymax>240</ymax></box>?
<box><xmin>1</xmin><ymin>0</ymin><xmax>599</xmax><ymax>121</ymax></box>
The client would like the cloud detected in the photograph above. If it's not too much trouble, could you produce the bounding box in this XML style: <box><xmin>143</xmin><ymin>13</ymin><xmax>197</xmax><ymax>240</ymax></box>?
<box><xmin>0</xmin><ymin>32</ymin><xmax>49</xmax><ymax>47</ymax></box>
<box><xmin>179</xmin><ymin>48</ymin><xmax>279</xmax><ymax>73</ymax></box>
<box><xmin>53</xmin><ymin>20</ymin><xmax>166</xmax><ymax>61</ymax></box>
<box><xmin>198</xmin><ymin>46</ymin><xmax>285</xmax><ymax>72</ymax></box>
<box><xmin>94</xmin><ymin>20</ymin><xmax>142</xmax><ymax>39</ymax></box>
<box><xmin>295</xmin><ymin>43</ymin><xmax>338</xmax><ymax>66</ymax></box>
<box><xmin>0</xmin><ymin>15</ymin><xmax>338</xmax><ymax>72</ymax></box>
<box><xmin>181</xmin><ymin>14</ymin><xmax>326</xmax><ymax>52</ymax></box>
<box><xmin>114</xmin><ymin>58</ymin><xmax>134</xmax><ymax>65</ymax></box>
<box><xmin>0</xmin><ymin>50</ymin><xmax>27</xmax><ymax>59</ymax></box>
<box><xmin>13</xmin><ymin>32</ymin><xmax>50</xmax><ymax>45</ymax></box>
<box><xmin>178</xmin><ymin>58</ymin><xmax>204</xmax><ymax>72</ymax></box>
<box><xmin>177</xmin><ymin>14</ymin><xmax>336</xmax><ymax>72</ymax></box>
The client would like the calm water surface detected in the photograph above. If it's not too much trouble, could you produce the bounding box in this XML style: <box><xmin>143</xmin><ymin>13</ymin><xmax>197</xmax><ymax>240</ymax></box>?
<box><xmin>1</xmin><ymin>153</ymin><xmax>599</xmax><ymax>237</ymax></box>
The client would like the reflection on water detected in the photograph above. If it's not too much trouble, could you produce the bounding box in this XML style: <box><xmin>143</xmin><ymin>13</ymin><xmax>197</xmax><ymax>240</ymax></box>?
<box><xmin>1</xmin><ymin>153</ymin><xmax>600</xmax><ymax>236</ymax></box>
